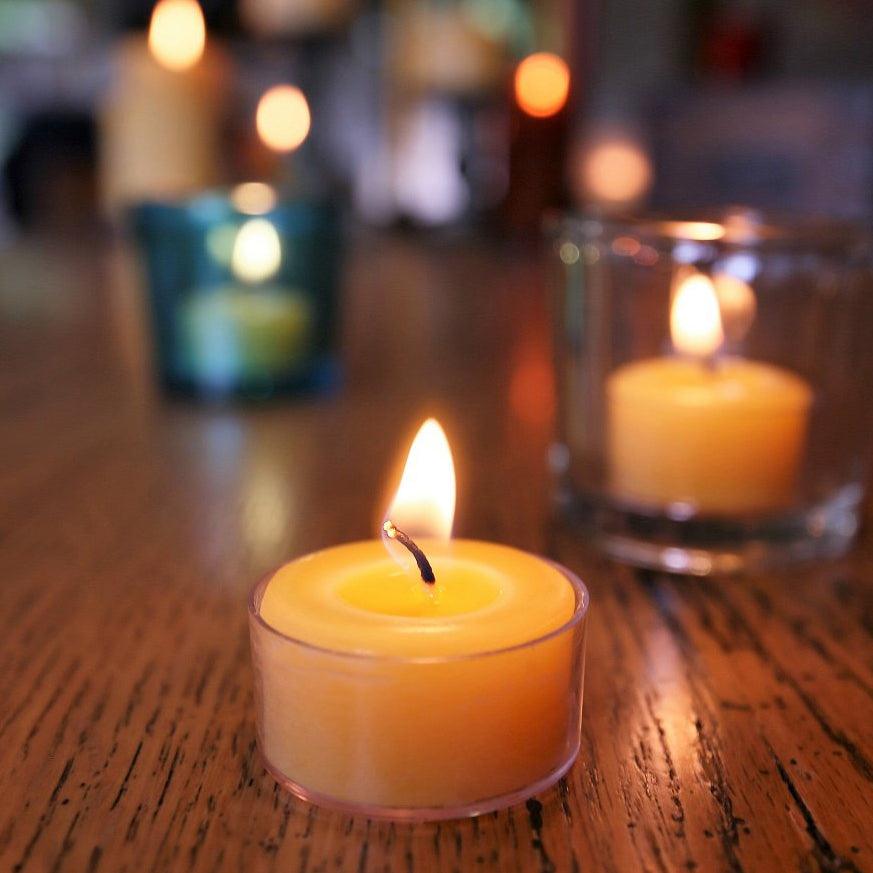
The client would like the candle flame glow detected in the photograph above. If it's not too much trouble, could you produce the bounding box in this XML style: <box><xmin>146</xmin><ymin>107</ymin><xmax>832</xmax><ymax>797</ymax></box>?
<box><xmin>671</xmin><ymin>271</ymin><xmax>724</xmax><ymax>358</ymax></box>
<box><xmin>230</xmin><ymin>182</ymin><xmax>276</xmax><ymax>216</ymax></box>
<box><xmin>256</xmin><ymin>85</ymin><xmax>311</xmax><ymax>153</ymax></box>
<box><xmin>148</xmin><ymin>0</ymin><xmax>206</xmax><ymax>72</ymax></box>
<box><xmin>231</xmin><ymin>218</ymin><xmax>282</xmax><ymax>283</ymax></box>
<box><xmin>385</xmin><ymin>419</ymin><xmax>456</xmax><ymax>542</ymax></box>
<box><xmin>670</xmin><ymin>221</ymin><xmax>725</xmax><ymax>242</ymax></box>
<box><xmin>578</xmin><ymin>136</ymin><xmax>652</xmax><ymax>206</ymax></box>
<box><xmin>514</xmin><ymin>53</ymin><xmax>571</xmax><ymax>118</ymax></box>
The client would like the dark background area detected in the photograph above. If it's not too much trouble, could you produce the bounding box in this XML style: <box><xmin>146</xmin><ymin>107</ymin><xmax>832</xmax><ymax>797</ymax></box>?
<box><xmin>0</xmin><ymin>0</ymin><xmax>872</xmax><ymax>242</ymax></box>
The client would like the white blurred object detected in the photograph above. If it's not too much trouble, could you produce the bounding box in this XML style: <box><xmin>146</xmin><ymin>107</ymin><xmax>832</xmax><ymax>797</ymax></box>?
<box><xmin>392</xmin><ymin>101</ymin><xmax>468</xmax><ymax>225</ymax></box>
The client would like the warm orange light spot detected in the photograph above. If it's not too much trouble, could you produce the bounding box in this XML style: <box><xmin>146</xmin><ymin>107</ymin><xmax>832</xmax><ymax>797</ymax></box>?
<box><xmin>148</xmin><ymin>0</ymin><xmax>206</xmax><ymax>72</ymax></box>
<box><xmin>671</xmin><ymin>271</ymin><xmax>724</xmax><ymax>359</ymax></box>
<box><xmin>670</xmin><ymin>221</ymin><xmax>725</xmax><ymax>242</ymax></box>
<box><xmin>580</xmin><ymin>137</ymin><xmax>652</xmax><ymax>205</ymax></box>
<box><xmin>611</xmin><ymin>235</ymin><xmax>641</xmax><ymax>257</ymax></box>
<box><xmin>514</xmin><ymin>53</ymin><xmax>570</xmax><ymax>118</ymax></box>
<box><xmin>230</xmin><ymin>182</ymin><xmax>277</xmax><ymax>215</ymax></box>
<box><xmin>509</xmin><ymin>346</ymin><xmax>555</xmax><ymax>430</ymax></box>
<box><xmin>635</xmin><ymin>245</ymin><xmax>659</xmax><ymax>267</ymax></box>
<box><xmin>256</xmin><ymin>85</ymin><xmax>311</xmax><ymax>153</ymax></box>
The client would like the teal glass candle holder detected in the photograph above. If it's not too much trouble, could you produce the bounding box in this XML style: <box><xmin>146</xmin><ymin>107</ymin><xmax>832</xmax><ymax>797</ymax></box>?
<box><xmin>132</xmin><ymin>188</ymin><xmax>342</xmax><ymax>400</ymax></box>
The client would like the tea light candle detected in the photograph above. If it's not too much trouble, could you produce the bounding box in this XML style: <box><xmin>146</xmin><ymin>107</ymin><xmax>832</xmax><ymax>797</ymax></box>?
<box><xmin>607</xmin><ymin>271</ymin><xmax>813</xmax><ymax>514</ymax></box>
<box><xmin>249</xmin><ymin>420</ymin><xmax>588</xmax><ymax>817</ymax></box>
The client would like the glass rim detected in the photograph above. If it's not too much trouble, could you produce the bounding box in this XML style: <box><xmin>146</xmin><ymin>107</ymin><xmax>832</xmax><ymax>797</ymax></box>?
<box><xmin>554</xmin><ymin>208</ymin><xmax>873</xmax><ymax>252</ymax></box>
<box><xmin>247</xmin><ymin>543</ymin><xmax>590</xmax><ymax>665</ymax></box>
<box><xmin>128</xmin><ymin>188</ymin><xmax>339</xmax><ymax>225</ymax></box>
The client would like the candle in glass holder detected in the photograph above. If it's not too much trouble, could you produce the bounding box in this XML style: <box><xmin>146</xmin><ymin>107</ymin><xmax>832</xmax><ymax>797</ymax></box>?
<box><xmin>607</xmin><ymin>271</ymin><xmax>812</xmax><ymax>514</ymax></box>
<box><xmin>99</xmin><ymin>0</ymin><xmax>229</xmax><ymax>213</ymax></box>
<box><xmin>179</xmin><ymin>206</ymin><xmax>313</xmax><ymax>387</ymax></box>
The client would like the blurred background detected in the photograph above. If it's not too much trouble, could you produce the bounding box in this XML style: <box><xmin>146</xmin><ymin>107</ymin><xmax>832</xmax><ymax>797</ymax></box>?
<box><xmin>1</xmin><ymin>0</ymin><xmax>872</xmax><ymax>243</ymax></box>
<box><xmin>3</xmin><ymin>0</ymin><xmax>873</xmax><ymax>459</ymax></box>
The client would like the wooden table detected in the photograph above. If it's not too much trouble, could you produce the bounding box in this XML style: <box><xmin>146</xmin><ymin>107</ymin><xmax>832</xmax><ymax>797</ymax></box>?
<box><xmin>1</xmin><ymin>233</ymin><xmax>871</xmax><ymax>873</ymax></box>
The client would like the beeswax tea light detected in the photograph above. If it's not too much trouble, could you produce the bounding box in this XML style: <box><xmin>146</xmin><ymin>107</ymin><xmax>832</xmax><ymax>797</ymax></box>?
<box><xmin>249</xmin><ymin>420</ymin><xmax>589</xmax><ymax>819</ymax></box>
<box><xmin>607</xmin><ymin>270</ymin><xmax>812</xmax><ymax>514</ymax></box>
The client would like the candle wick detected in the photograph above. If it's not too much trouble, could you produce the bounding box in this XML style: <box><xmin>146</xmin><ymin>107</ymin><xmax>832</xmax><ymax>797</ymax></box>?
<box><xmin>383</xmin><ymin>521</ymin><xmax>436</xmax><ymax>584</ymax></box>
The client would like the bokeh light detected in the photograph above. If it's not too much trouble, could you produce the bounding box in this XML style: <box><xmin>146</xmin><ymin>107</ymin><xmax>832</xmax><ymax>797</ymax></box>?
<box><xmin>671</xmin><ymin>271</ymin><xmax>724</xmax><ymax>358</ymax></box>
<box><xmin>386</xmin><ymin>419</ymin><xmax>456</xmax><ymax>542</ymax></box>
<box><xmin>514</xmin><ymin>53</ymin><xmax>570</xmax><ymax>118</ymax></box>
<box><xmin>231</xmin><ymin>219</ymin><xmax>282</xmax><ymax>283</ymax></box>
<box><xmin>559</xmin><ymin>241</ymin><xmax>580</xmax><ymax>265</ymax></box>
<box><xmin>670</xmin><ymin>221</ymin><xmax>725</xmax><ymax>241</ymax></box>
<box><xmin>230</xmin><ymin>182</ymin><xmax>277</xmax><ymax>215</ymax></box>
<box><xmin>148</xmin><ymin>0</ymin><xmax>206</xmax><ymax>72</ymax></box>
<box><xmin>509</xmin><ymin>343</ymin><xmax>555</xmax><ymax>430</ymax></box>
<box><xmin>256</xmin><ymin>85</ymin><xmax>311</xmax><ymax>153</ymax></box>
<box><xmin>578</xmin><ymin>136</ymin><xmax>652</xmax><ymax>206</ymax></box>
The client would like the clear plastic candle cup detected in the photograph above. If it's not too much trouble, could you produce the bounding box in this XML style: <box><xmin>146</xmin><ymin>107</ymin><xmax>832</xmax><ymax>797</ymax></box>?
<box><xmin>248</xmin><ymin>420</ymin><xmax>589</xmax><ymax>819</ymax></box>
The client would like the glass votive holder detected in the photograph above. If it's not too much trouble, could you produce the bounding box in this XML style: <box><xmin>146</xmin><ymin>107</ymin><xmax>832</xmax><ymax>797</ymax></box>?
<box><xmin>131</xmin><ymin>186</ymin><xmax>342</xmax><ymax>400</ymax></box>
<box><xmin>248</xmin><ymin>564</ymin><xmax>589</xmax><ymax>820</ymax></box>
<box><xmin>553</xmin><ymin>212</ymin><xmax>873</xmax><ymax>575</ymax></box>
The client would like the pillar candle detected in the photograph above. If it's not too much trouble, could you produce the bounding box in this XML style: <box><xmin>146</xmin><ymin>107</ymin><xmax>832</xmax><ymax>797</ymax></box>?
<box><xmin>99</xmin><ymin>0</ymin><xmax>229</xmax><ymax>213</ymax></box>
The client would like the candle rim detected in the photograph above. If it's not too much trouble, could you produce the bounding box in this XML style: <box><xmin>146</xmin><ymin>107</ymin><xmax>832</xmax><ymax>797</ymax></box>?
<box><xmin>607</xmin><ymin>356</ymin><xmax>814</xmax><ymax>411</ymax></box>
<box><xmin>248</xmin><ymin>539</ymin><xmax>590</xmax><ymax>665</ymax></box>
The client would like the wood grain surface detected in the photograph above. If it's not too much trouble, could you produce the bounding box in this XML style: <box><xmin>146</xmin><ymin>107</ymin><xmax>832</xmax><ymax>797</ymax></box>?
<box><xmin>0</xmin><ymin>233</ymin><xmax>871</xmax><ymax>873</ymax></box>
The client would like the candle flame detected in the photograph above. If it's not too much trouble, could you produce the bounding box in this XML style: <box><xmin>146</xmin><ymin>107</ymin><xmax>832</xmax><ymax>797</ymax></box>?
<box><xmin>385</xmin><ymin>419</ymin><xmax>456</xmax><ymax>541</ymax></box>
<box><xmin>148</xmin><ymin>0</ymin><xmax>206</xmax><ymax>72</ymax></box>
<box><xmin>231</xmin><ymin>218</ymin><xmax>282</xmax><ymax>283</ymax></box>
<box><xmin>256</xmin><ymin>85</ymin><xmax>311</xmax><ymax>153</ymax></box>
<box><xmin>671</xmin><ymin>271</ymin><xmax>724</xmax><ymax>358</ymax></box>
